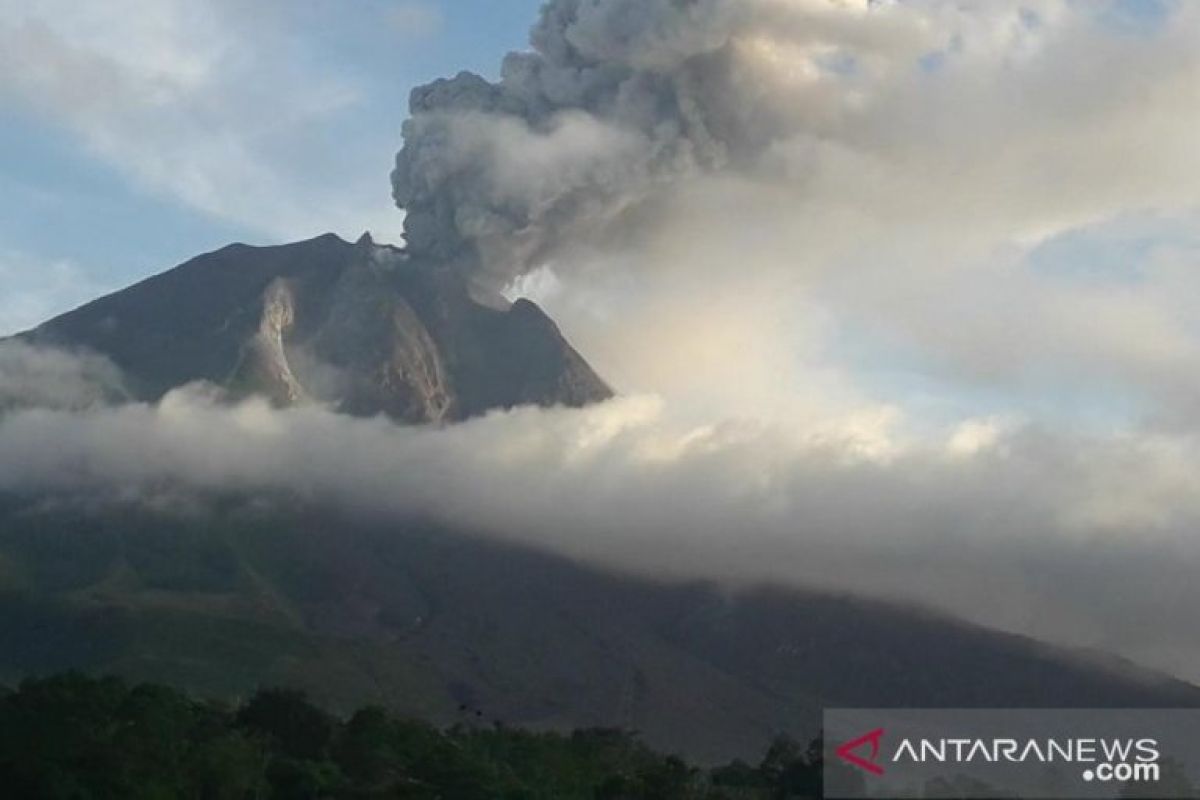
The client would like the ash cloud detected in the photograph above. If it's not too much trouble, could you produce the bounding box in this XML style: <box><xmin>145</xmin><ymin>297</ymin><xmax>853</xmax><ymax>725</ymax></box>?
<box><xmin>391</xmin><ymin>0</ymin><xmax>1200</xmax><ymax>430</ymax></box>
<box><xmin>391</xmin><ymin>0</ymin><xmax>1200</xmax><ymax>435</ymax></box>
<box><xmin>391</xmin><ymin>0</ymin><xmax>933</xmax><ymax>288</ymax></box>
<box><xmin>395</xmin><ymin>0</ymin><xmax>1200</xmax><ymax>681</ymax></box>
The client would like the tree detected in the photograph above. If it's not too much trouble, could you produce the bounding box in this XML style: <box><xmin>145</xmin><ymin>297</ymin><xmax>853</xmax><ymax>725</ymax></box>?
<box><xmin>237</xmin><ymin>688</ymin><xmax>335</xmax><ymax>761</ymax></box>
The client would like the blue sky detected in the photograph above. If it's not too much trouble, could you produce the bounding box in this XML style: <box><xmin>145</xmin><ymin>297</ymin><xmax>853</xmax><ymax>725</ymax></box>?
<box><xmin>0</xmin><ymin>0</ymin><xmax>542</xmax><ymax>334</ymax></box>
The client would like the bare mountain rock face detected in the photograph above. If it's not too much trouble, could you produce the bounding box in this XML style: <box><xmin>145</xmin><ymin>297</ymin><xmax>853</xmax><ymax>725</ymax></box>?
<box><xmin>18</xmin><ymin>232</ymin><xmax>611</xmax><ymax>423</ymax></box>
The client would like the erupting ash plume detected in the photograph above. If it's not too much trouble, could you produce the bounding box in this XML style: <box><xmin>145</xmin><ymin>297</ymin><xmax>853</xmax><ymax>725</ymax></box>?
<box><xmin>376</xmin><ymin>0</ymin><xmax>1200</xmax><ymax>681</ymax></box>
<box><xmin>391</xmin><ymin>0</ymin><xmax>928</xmax><ymax>288</ymax></box>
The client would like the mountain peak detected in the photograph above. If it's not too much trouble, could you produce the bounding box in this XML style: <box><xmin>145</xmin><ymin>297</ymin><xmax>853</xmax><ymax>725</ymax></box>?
<box><xmin>19</xmin><ymin>236</ymin><xmax>612</xmax><ymax>423</ymax></box>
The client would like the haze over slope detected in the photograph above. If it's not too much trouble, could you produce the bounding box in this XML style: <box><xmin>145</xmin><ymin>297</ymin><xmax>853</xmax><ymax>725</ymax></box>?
<box><xmin>2</xmin><ymin>493</ymin><xmax>1197</xmax><ymax>763</ymax></box>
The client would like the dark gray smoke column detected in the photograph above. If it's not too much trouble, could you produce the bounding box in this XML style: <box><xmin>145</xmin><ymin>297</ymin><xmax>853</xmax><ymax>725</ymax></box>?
<box><xmin>391</xmin><ymin>0</ymin><xmax>878</xmax><ymax>289</ymax></box>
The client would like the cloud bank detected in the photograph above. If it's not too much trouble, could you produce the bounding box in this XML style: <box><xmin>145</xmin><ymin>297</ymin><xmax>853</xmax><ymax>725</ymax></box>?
<box><xmin>390</xmin><ymin>0</ymin><xmax>1200</xmax><ymax>437</ymax></box>
<box><xmin>3</xmin><ymin>380</ymin><xmax>1200</xmax><ymax>680</ymax></box>
<box><xmin>393</xmin><ymin>0</ymin><xmax>1200</xmax><ymax>284</ymax></box>
<box><xmin>0</xmin><ymin>342</ymin><xmax>126</xmax><ymax>412</ymax></box>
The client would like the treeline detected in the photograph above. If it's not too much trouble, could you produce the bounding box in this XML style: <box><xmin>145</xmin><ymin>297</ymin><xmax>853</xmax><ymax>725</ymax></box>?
<box><xmin>0</xmin><ymin>672</ymin><xmax>849</xmax><ymax>799</ymax></box>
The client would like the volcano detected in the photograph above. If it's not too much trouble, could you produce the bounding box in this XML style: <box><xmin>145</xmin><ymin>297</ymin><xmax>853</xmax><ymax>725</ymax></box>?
<box><xmin>17</xmin><ymin>232</ymin><xmax>611</xmax><ymax>423</ymax></box>
<box><xmin>0</xmin><ymin>235</ymin><xmax>1197</xmax><ymax>762</ymax></box>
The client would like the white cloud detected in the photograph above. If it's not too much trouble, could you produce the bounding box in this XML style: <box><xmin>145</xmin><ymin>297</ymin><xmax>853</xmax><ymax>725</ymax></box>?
<box><xmin>485</xmin><ymin>0</ymin><xmax>1200</xmax><ymax>432</ymax></box>
<box><xmin>0</xmin><ymin>341</ymin><xmax>126</xmax><ymax>410</ymax></box>
<box><xmin>0</xmin><ymin>0</ymin><xmax>404</xmax><ymax>243</ymax></box>
<box><xmin>3</xmin><ymin>387</ymin><xmax>1200</xmax><ymax>679</ymax></box>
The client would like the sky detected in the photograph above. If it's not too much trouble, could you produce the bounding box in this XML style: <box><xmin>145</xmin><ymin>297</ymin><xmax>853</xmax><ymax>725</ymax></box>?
<box><xmin>7</xmin><ymin>0</ymin><xmax>1200</xmax><ymax>681</ymax></box>
<box><xmin>0</xmin><ymin>0</ymin><xmax>543</xmax><ymax>335</ymax></box>
<box><xmin>2</xmin><ymin>0</ymin><xmax>1189</xmax><ymax>430</ymax></box>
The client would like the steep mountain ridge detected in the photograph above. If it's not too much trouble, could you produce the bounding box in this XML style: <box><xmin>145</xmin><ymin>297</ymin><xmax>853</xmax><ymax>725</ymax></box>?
<box><xmin>17</xmin><ymin>233</ymin><xmax>611</xmax><ymax>423</ymax></box>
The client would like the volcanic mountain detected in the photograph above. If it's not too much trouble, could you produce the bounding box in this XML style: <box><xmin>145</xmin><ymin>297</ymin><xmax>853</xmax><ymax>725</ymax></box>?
<box><xmin>0</xmin><ymin>235</ymin><xmax>1197</xmax><ymax>762</ymax></box>
<box><xmin>17</xmin><ymin>232</ymin><xmax>611</xmax><ymax>423</ymax></box>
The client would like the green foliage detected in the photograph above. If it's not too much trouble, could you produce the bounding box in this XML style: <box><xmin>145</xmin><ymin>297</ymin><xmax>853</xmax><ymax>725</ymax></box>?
<box><xmin>238</xmin><ymin>688</ymin><xmax>338</xmax><ymax>762</ymax></box>
<box><xmin>0</xmin><ymin>673</ymin><xmax>835</xmax><ymax>799</ymax></box>
<box><xmin>0</xmin><ymin>673</ymin><xmax>268</xmax><ymax>799</ymax></box>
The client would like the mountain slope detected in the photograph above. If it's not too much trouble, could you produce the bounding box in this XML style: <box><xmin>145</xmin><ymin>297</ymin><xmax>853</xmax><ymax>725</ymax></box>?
<box><xmin>0</xmin><ymin>495</ymin><xmax>1195</xmax><ymax>763</ymax></box>
<box><xmin>17</xmin><ymin>233</ymin><xmax>611</xmax><ymax>423</ymax></box>
<box><xmin>3</xmin><ymin>237</ymin><xmax>1197</xmax><ymax>763</ymax></box>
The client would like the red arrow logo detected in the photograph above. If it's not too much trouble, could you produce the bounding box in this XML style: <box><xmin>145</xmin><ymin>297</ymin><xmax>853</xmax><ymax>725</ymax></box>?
<box><xmin>836</xmin><ymin>728</ymin><xmax>886</xmax><ymax>776</ymax></box>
